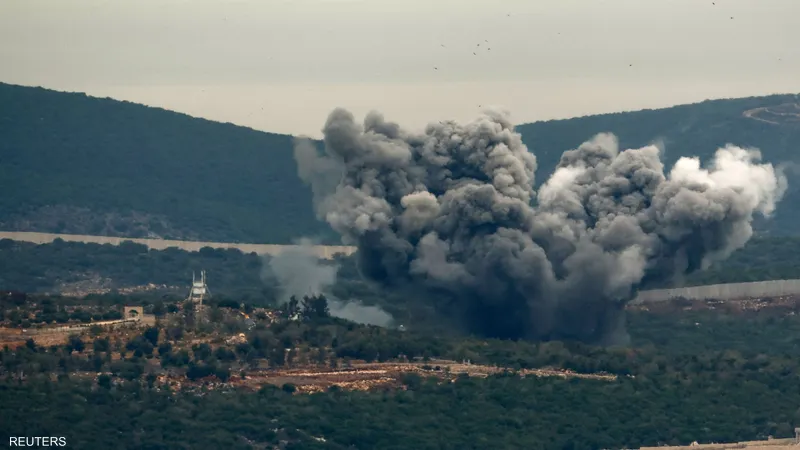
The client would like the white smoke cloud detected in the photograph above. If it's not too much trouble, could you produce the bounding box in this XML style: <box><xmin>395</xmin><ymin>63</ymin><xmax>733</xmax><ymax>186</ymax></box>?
<box><xmin>262</xmin><ymin>239</ymin><xmax>394</xmax><ymax>327</ymax></box>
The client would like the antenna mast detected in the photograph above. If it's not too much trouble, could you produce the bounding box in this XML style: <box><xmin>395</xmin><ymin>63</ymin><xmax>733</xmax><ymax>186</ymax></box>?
<box><xmin>187</xmin><ymin>270</ymin><xmax>210</xmax><ymax>306</ymax></box>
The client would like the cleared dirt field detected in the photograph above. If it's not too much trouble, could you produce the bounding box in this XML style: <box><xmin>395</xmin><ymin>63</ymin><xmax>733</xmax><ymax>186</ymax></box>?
<box><xmin>185</xmin><ymin>360</ymin><xmax>618</xmax><ymax>394</ymax></box>
<box><xmin>0</xmin><ymin>330</ymin><xmax>69</xmax><ymax>349</ymax></box>
<box><xmin>0</xmin><ymin>231</ymin><xmax>356</xmax><ymax>260</ymax></box>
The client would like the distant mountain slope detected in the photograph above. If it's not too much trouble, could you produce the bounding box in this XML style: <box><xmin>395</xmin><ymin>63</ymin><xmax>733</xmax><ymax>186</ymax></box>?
<box><xmin>1</xmin><ymin>82</ymin><xmax>799</xmax><ymax>243</ymax></box>
<box><xmin>0</xmin><ymin>82</ymin><xmax>328</xmax><ymax>243</ymax></box>
<box><xmin>516</xmin><ymin>93</ymin><xmax>800</xmax><ymax>234</ymax></box>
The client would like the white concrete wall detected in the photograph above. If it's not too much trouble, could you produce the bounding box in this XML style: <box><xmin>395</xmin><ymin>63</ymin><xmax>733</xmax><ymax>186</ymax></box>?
<box><xmin>633</xmin><ymin>279</ymin><xmax>800</xmax><ymax>304</ymax></box>
<box><xmin>23</xmin><ymin>318</ymin><xmax>140</xmax><ymax>335</ymax></box>
<box><xmin>0</xmin><ymin>231</ymin><xmax>356</xmax><ymax>260</ymax></box>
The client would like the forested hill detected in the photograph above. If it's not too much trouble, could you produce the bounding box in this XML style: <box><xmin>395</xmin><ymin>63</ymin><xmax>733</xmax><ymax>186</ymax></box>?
<box><xmin>2</xmin><ymin>82</ymin><xmax>799</xmax><ymax>244</ymax></box>
<box><xmin>516</xmin><ymin>93</ymin><xmax>800</xmax><ymax>236</ymax></box>
<box><xmin>0</xmin><ymin>83</ymin><xmax>327</xmax><ymax>244</ymax></box>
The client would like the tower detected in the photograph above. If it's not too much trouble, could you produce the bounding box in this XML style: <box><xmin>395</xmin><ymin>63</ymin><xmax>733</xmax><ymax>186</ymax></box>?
<box><xmin>187</xmin><ymin>270</ymin><xmax>210</xmax><ymax>306</ymax></box>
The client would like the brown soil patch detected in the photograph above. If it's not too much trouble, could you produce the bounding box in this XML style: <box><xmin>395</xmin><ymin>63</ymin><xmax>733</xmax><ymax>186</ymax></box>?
<box><xmin>166</xmin><ymin>360</ymin><xmax>617</xmax><ymax>394</ymax></box>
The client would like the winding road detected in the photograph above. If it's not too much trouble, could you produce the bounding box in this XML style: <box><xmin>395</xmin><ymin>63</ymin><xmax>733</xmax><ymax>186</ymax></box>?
<box><xmin>742</xmin><ymin>102</ymin><xmax>800</xmax><ymax>125</ymax></box>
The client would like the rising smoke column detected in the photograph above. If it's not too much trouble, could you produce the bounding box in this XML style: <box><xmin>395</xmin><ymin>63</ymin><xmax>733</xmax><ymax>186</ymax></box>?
<box><xmin>294</xmin><ymin>108</ymin><xmax>787</xmax><ymax>344</ymax></box>
<box><xmin>263</xmin><ymin>240</ymin><xmax>394</xmax><ymax>327</ymax></box>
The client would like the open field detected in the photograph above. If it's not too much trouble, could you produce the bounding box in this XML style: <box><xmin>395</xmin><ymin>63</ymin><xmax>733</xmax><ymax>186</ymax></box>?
<box><xmin>0</xmin><ymin>231</ymin><xmax>356</xmax><ymax>260</ymax></box>
<box><xmin>155</xmin><ymin>359</ymin><xmax>618</xmax><ymax>394</ymax></box>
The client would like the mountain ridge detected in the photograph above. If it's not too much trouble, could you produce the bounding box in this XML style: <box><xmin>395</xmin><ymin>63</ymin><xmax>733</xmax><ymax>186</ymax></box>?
<box><xmin>2</xmin><ymin>82</ymin><xmax>798</xmax><ymax>243</ymax></box>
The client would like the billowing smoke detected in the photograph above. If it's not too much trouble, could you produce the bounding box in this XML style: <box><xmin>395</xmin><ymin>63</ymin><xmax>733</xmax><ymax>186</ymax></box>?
<box><xmin>294</xmin><ymin>108</ymin><xmax>787</xmax><ymax>344</ymax></box>
<box><xmin>265</xmin><ymin>239</ymin><xmax>337</xmax><ymax>304</ymax></box>
<box><xmin>263</xmin><ymin>240</ymin><xmax>394</xmax><ymax>327</ymax></box>
<box><xmin>327</xmin><ymin>300</ymin><xmax>394</xmax><ymax>329</ymax></box>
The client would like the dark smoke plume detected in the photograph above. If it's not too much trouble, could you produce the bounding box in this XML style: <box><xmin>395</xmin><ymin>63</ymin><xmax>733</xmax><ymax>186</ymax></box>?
<box><xmin>294</xmin><ymin>108</ymin><xmax>787</xmax><ymax>344</ymax></box>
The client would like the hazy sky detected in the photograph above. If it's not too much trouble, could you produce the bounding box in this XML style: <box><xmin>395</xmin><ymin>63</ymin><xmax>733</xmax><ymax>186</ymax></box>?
<box><xmin>2</xmin><ymin>0</ymin><xmax>799</xmax><ymax>137</ymax></box>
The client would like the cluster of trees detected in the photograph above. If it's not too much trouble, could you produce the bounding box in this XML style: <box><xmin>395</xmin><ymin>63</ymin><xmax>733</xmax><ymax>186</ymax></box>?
<box><xmin>0</xmin><ymin>82</ymin><xmax>331</xmax><ymax>244</ymax></box>
<box><xmin>5</xmin><ymin>304</ymin><xmax>800</xmax><ymax>448</ymax></box>
<box><xmin>0</xmin><ymin>238</ymin><xmax>273</xmax><ymax>299</ymax></box>
<box><xmin>5</xmin><ymin>293</ymin><xmax>800</xmax><ymax>378</ymax></box>
<box><xmin>5</xmin><ymin>83</ymin><xmax>800</xmax><ymax>447</ymax></box>
<box><xmin>1</xmin><ymin>296</ymin><xmax>124</xmax><ymax>328</ymax></box>
<box><xmin>679</xmin><ymin>236</ymin><xmax>800</xmax><ymax>287</ymax></box>
<box><xmin>5</xmin><ymin>237</ymin><xmax>800</xmax><ymax>337</ymax></box>
<box><xmin>628</xmin><ymin>305</ymin><xmax>800</xmax><ymax>356</ymax></box>
<box><xmin>6</xmin><ymin>289</ymin><xmax>798</xmax><ymax>376</ymax></box>
<box><xmin>2</xmin><ymin>82</ymin><xmax>799</xmax><ymax>244</ymax></box>
<box><xmin>281</xmin><ymin>294</ymin><xmax>331</xmax><ymax>320</ymax></box>
<box><xmin>5</xmin><ymin>372</ymin><xmax>797</xmax><ymax>450</ymax></box>
<box><xmin>0</xmin><ymin>239</ymin><xmax>413</xmax><ymax>328</ymax></box>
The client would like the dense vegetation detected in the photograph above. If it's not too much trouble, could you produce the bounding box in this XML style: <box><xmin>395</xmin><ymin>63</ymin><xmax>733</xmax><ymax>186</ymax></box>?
<box><xmin>0</xmin><ymin>238</ymin><xmax>427</xmax><ymax>330</ymax></box>
<box><xmin>0</xmin><ymin>82</ymin><xmax>329</xmax><ymax>244</ymax></box>
<box><xmin>3</xmin><ymin>236</ymin><xmax>800</xmax><ymax>447</ymax></box>
<box><xmin>655</xmin><ymin>235</ymin><xmax>800</xmax><ymax>287</ymax></box>
<box><xmin>0</xmin><ymin>238</ymin><xmax>271</xmax><ymax>299</ymax></box>
<box><xmin>3</xmin><ymin>236</ymin><xmax>800</xmax><ymax>337</ymax></box>
<box><xmin>628</xmin><ymin>306</ymin><xmax>800</xmax><ymax>356</ymax></box>
<box><xmin>3</xmin><ymin>294</ymin><xmax>800</xmax><ymax>449</ymax></box>
<box><xmin>4</xmin><ymin>369</ymin><xmax>800</xmax><ymax>450</ymax></box>
<box><xmin>5</xmin><ymin>235</ymin><xmax>800</xmax><ymax>293</ymax></box>
<box><xmin>2</xmin><ymin>82</ymin><xmax>798</xmax><ymax>243</ymax></box>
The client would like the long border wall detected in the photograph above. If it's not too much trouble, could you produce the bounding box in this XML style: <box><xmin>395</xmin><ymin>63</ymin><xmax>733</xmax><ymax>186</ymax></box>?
<box><xmin>634</xmin><ymin>279</ymin><xmax>800</xmax><ymax>304</ymax></box>
<box><xmin>22</xmin><ymin>318</ymin><xmax>141</xmax><ymax>335</ymax></box>
<box><xmin>0</xmin><ymin>231</ymin><xmax>357</xmax><ymax>260</ymax></box>
<box><xmin>0</xmin><ymin>318</ymin><xmax>152</xmax><ymax>340</ymax></box>
<box><xmin>4</xmin><ymin>231</ymin><xmax>800</xmax><ymax>301</ymax></box>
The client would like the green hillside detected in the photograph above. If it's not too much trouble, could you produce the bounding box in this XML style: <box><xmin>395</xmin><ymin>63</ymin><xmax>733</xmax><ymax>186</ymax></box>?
<box><xmin>0</xmin><ymin>83</ymin><xmax>328</xmax><ymax>244</ymax></box>
<box><xmin>516</xmin><ymin>93</ymin><xmax>800</xmax><ymax>235</ymax></box>
<box><xmin>2</xmin><ymin>82</ymin><xmax>799</xmax><ymax>243</ymax></box>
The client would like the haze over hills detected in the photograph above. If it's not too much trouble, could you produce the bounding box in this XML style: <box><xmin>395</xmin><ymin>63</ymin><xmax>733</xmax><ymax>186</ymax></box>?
<box><xmin>2</xmin><ymin>82</ymin><xmax>799</xmax><ymax>244</ymax></box>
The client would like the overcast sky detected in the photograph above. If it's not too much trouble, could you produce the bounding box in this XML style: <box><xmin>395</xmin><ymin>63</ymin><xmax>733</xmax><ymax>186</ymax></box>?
<box><xmin>2</xmin><ymin>0</ymin><xmax>799</xmax><ymax>137</ymax></box>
